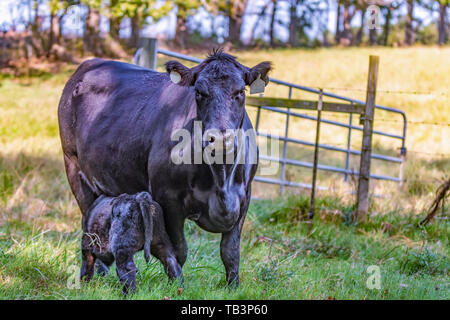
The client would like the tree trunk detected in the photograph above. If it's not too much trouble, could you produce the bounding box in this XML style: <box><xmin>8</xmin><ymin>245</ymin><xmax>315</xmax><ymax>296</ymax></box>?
<box><xmin>109</xmin><ymin>18</ymin><xmax>121</xmax><ymax>40</ymax></box>
<box><xmin>58</xmin><ymin>10</ymin><xmax>66</xmax><ymax>44</ymax></box>
<box><xmin>31</xmin><ymin>0</ymin><xmax>43</xmax><ymax>57</ymax></box>
<box><xmin>354</xmin><ymin>9</ymin><xmax>365</xmax><ymax>45</ymax></box>
<box><xmin>130</xmin><ymin>12</ymin><xmax>140</xmax><ymax>48</ymax></box>
<box><xmin>175</xmin><ymin>15</ymin><xmax>188</xmax><ymax>49</ymax></box>
<box><xmin>322</xmin><ymin>30</ymin><xmax>329</xmax><ymax>47</ymax></box>
<box><xmin>48</xmin><ymin>13</ymin><xmax>60</xmax><ymax>56</ymax></box>
<box><xmin>288</xmin><ymin>0</ymin><xmax>299</xmax><ymax>46</ymax></box>
<box><xmin>108</xmin><ymin>0</ymin><xmax>120</xmax><ymax>40</ymax></box>
<box><xmin>405</xmin><ymin>0</ymin><xmax>415</xmax><ymax>45</ymax></box>
<box><xmin>335</xmin><ymin>0</ymin><xmax>341</xmax><ymax>44</ymax></box>
<box><xmin>369</xmin><ymin>28</ymin><xmax>377</xmax><ymax>45</ymax></box>
<box><xmin>85</xmin><ymin>7</ymin><xmax>102</xmax><ymax>56</ymax></box>
<box><xmin>383</xmin><ymin>5</ymin><xmax>392</xmax><ymax>46</ymax></box>
<box><xmin>228</xmin><ymin>0</ymin><xmax>247</xmax><ymax>44</ymax></box>
<box><xmin>438</xmin><ymin>2</ymin><xmax>448</xmax><ymax>45</ymax></box>
<box><xmin>269</xmin><ymin>0</ymin><xmax>278</xmax><ymax>46</ymax></box>
<box><xmin>339</xmin><ymin>4</ymin><xmax>354</xmax><ymax>46</ymax></box>
<box><xmin>33</xmin><ymin>0</ymin><xmax>39</xmax><ymax>30</ymax></box>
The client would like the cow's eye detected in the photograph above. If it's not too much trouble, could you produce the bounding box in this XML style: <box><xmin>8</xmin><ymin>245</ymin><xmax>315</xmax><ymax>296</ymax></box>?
<box><xmin>234</xmin><ymin>89</ymin><xmax>245</xmax><ymax>100</ymax></box>
<box><xmin>195</xmin><ymin>89</ymin><xmax>207</xmax><ymax>100</ymax></box>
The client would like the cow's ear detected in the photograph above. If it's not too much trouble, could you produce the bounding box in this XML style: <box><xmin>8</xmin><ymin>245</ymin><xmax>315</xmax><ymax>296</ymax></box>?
<box><xmin>245</xmin><ymin>62</ymin><xmax>272</xmax><ymax>94</ymax></box>
<box><xmin>165</xmin><ymin>60</ymin><xmax>195</xmax><ymax>86</ymax></box>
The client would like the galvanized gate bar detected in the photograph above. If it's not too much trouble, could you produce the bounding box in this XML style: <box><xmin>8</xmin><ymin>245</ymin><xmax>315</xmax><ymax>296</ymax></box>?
<box><xmin>259</xmin><ymin>154</ymin><xmax>401</xmax><ymax>182</ymax></box>
<box><xmin>158</xmin><ymin>48</ymin><xmax>203</xmax><ymax>63</ymax></box>
<box><xmin>256</xmin><ymin>105</ymin><xmax>404</xmax><ymax>140</ymax></box>
<box><xmin>279</xmin><ymin>86</ymin><xmax>293</xmax><ymax>195</ymax></box>
<box><xmin>344</xmin><ymin>113</ymin><xmax>353</xmax><ymax>182</ymax></box>
<box><xmin>254</xmin><ymin>176</ymin><xmax>328</xmax><ymax>190</ymax></box>
<box><xmin>255</xmin><ymin>131</ymin><xmax>402</xmax><ymax>163</ymax></box>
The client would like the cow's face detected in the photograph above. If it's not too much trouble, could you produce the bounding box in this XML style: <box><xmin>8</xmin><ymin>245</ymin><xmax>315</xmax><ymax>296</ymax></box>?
<box><xmin>166</xmin><ymin>50</ymin><xmax>271</xmax><ymax>148</ymax></box>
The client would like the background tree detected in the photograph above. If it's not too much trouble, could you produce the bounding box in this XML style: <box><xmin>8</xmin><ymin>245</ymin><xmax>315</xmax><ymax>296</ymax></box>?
<box><xmin>405</xmin><ymin>0</ymin><xmax>415</xmax><ymax>45</ymax></box>
<box><xmin>205</xmin><ymin>0</ymin><xmax>249</xmax><ymax>45</ymax></box>
<box><xmin>48</xmin><ymin>0</ymin><xmax>77</xmax><ymax>56</ymax></box>
<box><xmin>82</xmin><ymin>0</ymin><xmax>102</xmax><ymax>56</ymax></box>
<box><xmin>108</xmin><ymin>0</ymin><xmax>121</xmax><ymax>41</ymax></box>
<box><xmin>437</xmin><ymin>0</ymin><xmax>448</xmax><ymax>45</ymax></box>
<box><xmin>339</xmin><ymin>0</ymin><xmax>356</xmax><ymax>46</ymax></box>
<box><xmin>173</xmin><ymin>0</ymin><xmax>201</xmax><ymax>48</ymax></box>
<box><xmin>29</xmin><ymin>0</ymin><xmax>44</xmax><ymax>57</ymax></box>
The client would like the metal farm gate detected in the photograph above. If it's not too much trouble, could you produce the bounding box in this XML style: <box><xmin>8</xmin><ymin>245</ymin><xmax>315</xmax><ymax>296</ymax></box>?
<box><xmin>134</xmin><ymin>38</ymin><xmax>408</xmax><ymax>218</ymax></box>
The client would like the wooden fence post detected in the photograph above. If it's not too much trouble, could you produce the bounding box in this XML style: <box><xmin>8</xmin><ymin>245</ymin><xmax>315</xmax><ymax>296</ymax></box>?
<box><xmin>137</xmin><ymin>37</ymin><xmax>157</xmax><ymax>70</ymax></box>
<box><xmin>356</xmin><ymin>55</ymin><xmax>379</xmax><ymax>219</ymax></box>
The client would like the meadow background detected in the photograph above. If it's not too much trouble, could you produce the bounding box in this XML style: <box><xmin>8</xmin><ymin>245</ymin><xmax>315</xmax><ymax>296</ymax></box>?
<box><xmin>0</xmin><ymin>46</ymin><xmax>449</xmax><ymax>299</ymax></box>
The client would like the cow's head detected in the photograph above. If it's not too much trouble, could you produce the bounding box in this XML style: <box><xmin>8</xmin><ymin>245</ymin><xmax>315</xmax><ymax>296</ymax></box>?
<box><xmin>165</xmin><ymin>49</ymin><xmax>271</xmax><ymax>148</ymax></box>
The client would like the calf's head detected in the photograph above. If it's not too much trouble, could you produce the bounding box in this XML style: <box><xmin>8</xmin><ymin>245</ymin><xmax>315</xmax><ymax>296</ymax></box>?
<box><xmin>165</xmin><ymin>49</ymin><xmax>271</xmax><ymax>148</ymax></box>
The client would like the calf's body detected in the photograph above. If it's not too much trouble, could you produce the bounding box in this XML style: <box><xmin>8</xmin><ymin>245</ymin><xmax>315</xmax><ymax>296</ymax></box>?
<box><xmin>81</xmin><ymin>192</ymin><xmax>168</xmax><ymax>294</ymax></box>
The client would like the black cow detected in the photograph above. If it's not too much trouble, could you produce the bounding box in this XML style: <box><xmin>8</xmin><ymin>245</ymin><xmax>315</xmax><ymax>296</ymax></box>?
<box><xmin>58</xmin><ymin>50</ymin><xmax>271</xmax><ymax>286</ymax></box>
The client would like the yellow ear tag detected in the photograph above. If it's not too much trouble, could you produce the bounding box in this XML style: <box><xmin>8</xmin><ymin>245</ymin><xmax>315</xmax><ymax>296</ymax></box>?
<box><xmin>170</xmin><ymin>71</ymin><xmax>181</xmax><ymax>84</ymax></box>
<box><xmin>250</xmin><ymin>74</ymin><xmax>266</xmax><ymax>94</ymax></box>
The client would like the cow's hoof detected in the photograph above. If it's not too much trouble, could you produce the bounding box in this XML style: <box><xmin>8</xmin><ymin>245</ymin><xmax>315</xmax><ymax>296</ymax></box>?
<box><xmin>226</xmin><ymin>277</ymin><xmax>239</xmax><ymax>289</ymax></box>
<box><xmin>169</xmin><ymin>271</ymin><xmax>185</xmax><ymax>288</ymax></box>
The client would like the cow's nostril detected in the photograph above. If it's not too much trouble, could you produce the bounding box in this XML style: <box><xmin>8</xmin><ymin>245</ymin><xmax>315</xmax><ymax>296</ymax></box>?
<box><xmin>206</xmin><ymin>132</ymin><xmax>219</xmax><ymax>145</ymax></box>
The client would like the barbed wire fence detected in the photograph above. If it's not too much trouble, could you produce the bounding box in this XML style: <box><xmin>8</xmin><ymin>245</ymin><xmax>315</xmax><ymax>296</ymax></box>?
<box><xmin>271</xmin><ymin>86</ymin><xmax>450</xmax><ymax>159</ymax></box>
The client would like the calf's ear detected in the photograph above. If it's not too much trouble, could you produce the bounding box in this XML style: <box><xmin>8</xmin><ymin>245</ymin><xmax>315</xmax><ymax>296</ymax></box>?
<box><xmin>165</xmin><ymin>60</ymin><xmax>195</xmax><ymax>86</ymax></box>
<box><xmin>245</xmin><ymin>62</ymin><xmax>272</xmax><ymax>94</ymax></box>
<box><xmin>110</xmin><ymin>198</ymin><xmax>119</xmax><ymax>217</ymax></box>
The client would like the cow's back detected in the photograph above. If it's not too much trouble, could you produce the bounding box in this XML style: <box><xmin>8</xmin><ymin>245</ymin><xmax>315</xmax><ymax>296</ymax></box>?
<box><xmin>58</xmin><ymin>59</ymin><xmax>196</xmax><ymax>196</ymax></box>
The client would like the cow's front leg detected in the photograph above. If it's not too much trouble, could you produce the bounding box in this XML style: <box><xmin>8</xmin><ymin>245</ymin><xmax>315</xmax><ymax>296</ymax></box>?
<box><xmin>165</xmin><ymin>215</ymin><xmax>188</xmax><ymax>267</ymax></box>
<box><xmin>158</xmin><ymin>201</ymin><xmax>188</xmax><ymax>266</ymax></box>
<box><xmin>220</xmin><ymin>214</ymin><xmax>246</xmax><ymax>287</ymax></box>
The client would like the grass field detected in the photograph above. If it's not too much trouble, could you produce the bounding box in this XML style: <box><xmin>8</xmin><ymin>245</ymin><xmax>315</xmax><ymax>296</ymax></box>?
<box><xmin>0</xmin><ymin>47</ymin><xmax>448</xmax><ymax>299</ymax></box>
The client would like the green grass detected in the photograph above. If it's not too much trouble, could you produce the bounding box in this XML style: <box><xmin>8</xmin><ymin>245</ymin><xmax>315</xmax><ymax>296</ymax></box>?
<box><xmin>0</xmin><ymin>47</ymin><xmax>449</xmax><ymax>299</ymax></box>
<box><xmin>0</xmin><ymin>195</ymin><xmax>448</xmax><ymax>299</ymax></box>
